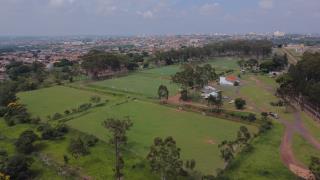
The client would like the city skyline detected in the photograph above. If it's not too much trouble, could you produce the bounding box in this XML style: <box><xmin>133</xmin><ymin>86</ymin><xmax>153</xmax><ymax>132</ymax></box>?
<box><xmin>0</xmin><ymin>0</ymin><xmax>320</xmax><ymax>36</ymax></box>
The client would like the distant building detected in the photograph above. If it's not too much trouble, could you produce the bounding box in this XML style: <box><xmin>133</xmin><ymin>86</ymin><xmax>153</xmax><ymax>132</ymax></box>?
<box><xmin>219</xmin><ymin>75</ymin><xmax>239</xmax><ymax>86</ymax></box>
<box><xmin>201</xmin><ymin>86</ymin><xmax>221</xmax><ymax>99</ymax></box>
<box><xmin>274</xmin><ymin>31</ymin><xmax>286</xmax><ymax>37</ymax></box>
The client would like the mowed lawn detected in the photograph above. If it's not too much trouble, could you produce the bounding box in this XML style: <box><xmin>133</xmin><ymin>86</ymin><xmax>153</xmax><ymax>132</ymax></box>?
<box><xmin>90</xmin><ymin>66</ymin><xmax>180</xmax><ymax>98</ymax></box>
<box><xmin>66</xmin><ymin>100</ymin><xmax>258</xmax><ymax>174</ymax></box>
<box><xmin>18</xmin><ymin>86</ymin><xmax>119</xmax><ymax>119</ymax></box>
<box><xmin>18</xmin><ymin>86</ymin><xmax>258</xmax><ymax>175</ymax></box>
<box><xmin>89</xmin><ymin>57</ymin><xmax>240</xmax><ymax>98</ymax></box>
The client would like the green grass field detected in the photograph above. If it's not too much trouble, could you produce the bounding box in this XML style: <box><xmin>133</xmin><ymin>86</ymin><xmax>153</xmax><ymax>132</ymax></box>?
<box><xmin>89</xmin><ymin>57</ymin><xmax>240</xmax><ymax>98</ymax></box>
<box><xmin>66</xmin><ymin>100</ymin><xmax>258</xmax><ymax>174</ymax></box>
<box><xmin>90</xmin><ymin>66</ymin><xmax>180</xmax><ymax>98</ymax></box>
<box><xmin>224</xmin><ymin>122</ymin><xmax>297</xmax><ymax>180</ymax></box>
<box><xmin>18</xmin><ymin>86</ymin><xmax>119</xmax><ymax>119</ymax></box>
<box><xmin>292</xmin><ymin>134</ymin><xmax>320</xmax><ymax>166</ymax></box>
<box><xmin>7</xmin><ymin>57</ymin><xmax>305</xmax><ymax>179</ymax></box>
<box><xmin>17</xmin><ymin>85</ymin><xmax>258</xmax><ymax>175</ymax></box>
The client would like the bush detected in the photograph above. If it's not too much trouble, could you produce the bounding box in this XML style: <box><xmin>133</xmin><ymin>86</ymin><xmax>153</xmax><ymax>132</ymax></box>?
<box><xmin>235</xmin><ymin>98</ymin><xmax>246</xmax><ymax>109</ymax></box>
<box><xmin>15</xmin><ymin>130</ymin><xmax>39</xmax><ymax>154</ymax></box>
<box><xmin>247</xmin><ymin>113</ymin><xmax>256</xmax><ymax>122</ymax></box>
<box><xmin>180</xmin><ymin>89</ymin><xmax>188</xmax><ymax>101</ymax></box>
<box><xmin>40</xmin><ymin>124</ymin><xmax>68</xmax><ymax>140</ymax></box>
<box><xmin>0</xmin><ymin>106</ymin><xmax>7</xmax><ymax>117</ymax></box>
<box><xmin>82</xmin><ymin>135</ymin><xmax>99</xmax><ymax>147</ymax></box>
<box><xmin>1</xmin><ymin>155</ymin><xmax>34</xmax><ymax>180</ymax></box>
<box><xmin>68</xmin><ymin>137</ymin><xmax>89</xmax><ymax>158</ymax></box>
<box><xmin>30</xmin><ymin>117</ymin><xmax>41</xmax><ymax>124</ymax></box>
<box><xmin>52</xmin><ymin>113</ymin><xmax>63</xmax><ymax>120</ymax></box>
<box><xmin>78</xmin><ymin>103</ymin><xmax>92</xmax><ymax>112</ymax></box>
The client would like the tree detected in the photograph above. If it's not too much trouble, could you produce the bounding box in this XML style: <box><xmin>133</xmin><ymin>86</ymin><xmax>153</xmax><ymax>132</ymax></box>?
<box><xmin>90</xmin><ymin>95</ymin><xmax>101</xmax><ymax>104</ymax></box>
<box><xmin>180</xmin><ymin>89</ymin><xmax>188</xmax><ymax>101</ymax></box>
<box><xmin>15</xmin><ymin>130</ymin><xmax>39</xmax><ymax>154</ymax></box>
<box><xmin>68</xmin><ymin>137</ymin><xmax>89</xmax><ymax>158</ymax></box>
<box><xmin>235</xmin><ymin>98</ymin><xmax>246</xmax><ymax>109</ymax></box>
<box><xmin>103</xmin><ymin>117</ymin><xmax>133</xmax><ymax>180</ymax></box>
<box><xmin>309</xmin><ymin>156</ymin><xmax>320</xmax><ymax>180</ymax></box>
<box><xmin>158</xmin><ymin>85</ymin><xmax>169</xmax><ymax>100</ymax></box>
<box><xmin>218</xmin><ymin>141</ymin><xmax>234</xmax><ymax>168</ymax></box>
<box><xmin>0</xmin><ymin>81</ymin><xmax>17</xmax><ymax>107</ymax></box>
<box><xmin>236</xmin><ymin>126</ymin><xmax>251</xmax><ymax>146</ymax></box>
<box><xmin>81</xmin><ymin>50</ymin><xmax>129</xmax><ymax>79</ymax></box>
<box><xmin>147</xmin><ymin>137</ymin><xmax>183</xmax><ymax>180</ymax></box>
<box><xmin>1</xmin><ymin>155</ymin><xmax>33</xmax><ymax>180</ymax></box>
<box><xmin>207</xmin><ymin>93</ymin><xmax>223</xmax><ymax>111</ymax></box>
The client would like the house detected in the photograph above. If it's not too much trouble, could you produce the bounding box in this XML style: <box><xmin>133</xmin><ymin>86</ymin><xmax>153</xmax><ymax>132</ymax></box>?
<box><xmin>201</xmin><ymin>86</ymin><xmax>221</xmax><ymax>99</ymax></box>
<box><xmin>219</xmin><ymin>75</ymin><xmax>239</xmax><ymax>86</ymax></box>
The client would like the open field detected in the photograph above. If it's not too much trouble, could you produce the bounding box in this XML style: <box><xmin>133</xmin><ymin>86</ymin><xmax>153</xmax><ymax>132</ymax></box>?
<box><xmin>223</xmin><ymin>122</ymin><xmax>297</xmax><ymax>180</ymax></box>
<box><xmin>292</xmin><ymin>134</ymin><xmax>320</xmax><ymax>166</ymax></box>
<box><xmin>0</xmin><ymin>120</ymin><xmax>156</xmax><ymax>179</ymax></box>
<box><xmin>88</xmin><ymin>57</ymin><xmax>240</xmax><ymax>98</ymax></box>
<box><xmin>17</xmin><ymin>85</ymin><xmax>258</xmax><ymax>175</ymax></box>
<box><xmin>66</xmin><ymin>100</ymin><xmax>258</xmax><ymax>174</ymax></box>
<box><xmin>90</xmin><ymin>66</ymin><xmax>180</xmax><ymax>98</ymax></box>
<box><xmin>9</xmin><ymin>56</ymin><xmax>318</xmax><ymax>179</ymax></box>
<box><xmin>18</xmin><ymin>86</ymin><xmax>119</xmax><ymax>119</ymax></box>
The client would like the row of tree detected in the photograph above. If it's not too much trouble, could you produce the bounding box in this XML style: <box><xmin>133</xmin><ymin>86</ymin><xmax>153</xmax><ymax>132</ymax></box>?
<box><xmin>153</xmin><ymin>40</ymin><xmax>273</xmax><ymax>65</ymax></box>
<box><xmin>277</xmin><ymin>52</ymin><xmax>320</xmax><ymax>107</ymax></box>
<box><xmin>172</xmin><ymin>64</ymin><xmax>217</xmax><ymax>89</ymax></box>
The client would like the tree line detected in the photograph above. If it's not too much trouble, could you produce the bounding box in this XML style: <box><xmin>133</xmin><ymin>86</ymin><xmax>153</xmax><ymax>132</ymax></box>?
<box><xmin>153</xmin><ymin>40</ymin><xmax>273</xmax><ymax>65</ymax></box>
<box><xmin>277</xmin><ymin>52</ymin><xmax>320</xmax><ymax>108</ymax></box>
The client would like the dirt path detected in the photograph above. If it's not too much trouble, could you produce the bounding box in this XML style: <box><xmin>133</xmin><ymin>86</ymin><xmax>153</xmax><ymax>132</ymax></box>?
<box><xmin>249</xmin><ymin>76</ymin><xmax>318</xmax><ymax>179</ymax></box>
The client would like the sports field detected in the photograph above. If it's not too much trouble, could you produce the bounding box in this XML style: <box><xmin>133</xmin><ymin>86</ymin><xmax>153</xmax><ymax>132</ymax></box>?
<box><xmin>18</xmin><ymin>85</ymin><xmax>257</xmax><ymax>175</ymax></box>
<box><xmin>89</xmin><ymin>57</ymin><xmax>240</xmax><ymax>98</ymax></box>
<box><xmin>90</xmin><ymin>66</ymin><xmax>180</xmax><ymax>98</ymax></box>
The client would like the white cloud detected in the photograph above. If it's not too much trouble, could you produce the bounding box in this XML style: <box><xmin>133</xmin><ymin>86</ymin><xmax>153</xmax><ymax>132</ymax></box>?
<box><xmin>259</xmin><ymin>0</ymin><xmax>273</xmax><ymax>10</ymax></box>
<box><xmin>49</xmin><ymin>0</ymin><xmax>76</xmax><ymax>7</ymax></box>
<box><xmin>199</xmin><ymin>2</ymin><xmax>220</xmax><ymax>15</ymax></box>
<box><xmin>137</xmin><ymin>10</ymin><xmax>153</xmax><ymax>19</ymax></box>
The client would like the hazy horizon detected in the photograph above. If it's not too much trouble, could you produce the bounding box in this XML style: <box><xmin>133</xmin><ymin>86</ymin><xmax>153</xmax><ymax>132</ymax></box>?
<box><xmin>0</xmin><ymin>0</ymin><xmax>320</xmax><ymax>36</ymax></box>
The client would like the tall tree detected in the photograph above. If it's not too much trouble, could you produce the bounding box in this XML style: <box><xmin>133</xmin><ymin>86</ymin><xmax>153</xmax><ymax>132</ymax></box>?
<box><xmin>236</xmin><ymin>126</ymin><xmax>251</xmax><ymax>146</ymax></box>
<box><xmin>218</xmin><ymin>140</ymin><xmax>234</xmax><ymax>168</ymax></box>
<box><xmin>158</xmin><ymin>85</ymin><xmax>169</xmax><ymax>101</ymax></box>
<box><xmin>103</xmin><ymin>117</ymin><xmax>133</xmax><ymax>180</ymax></box>
<box><xmin>147</xmin><ymin>137</ymin><xmax>183</xmax><ymax>180</ymax></box>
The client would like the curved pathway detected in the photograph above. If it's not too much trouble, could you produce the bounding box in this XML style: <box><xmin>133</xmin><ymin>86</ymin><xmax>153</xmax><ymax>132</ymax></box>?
<box><xmin>250</xmin><ymin>76</ymin><xmax>319</xmax><ymax>179</ymax></box>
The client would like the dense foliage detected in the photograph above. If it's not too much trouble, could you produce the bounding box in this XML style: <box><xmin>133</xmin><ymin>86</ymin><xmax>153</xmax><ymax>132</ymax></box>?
<box><xmin>147</xmin><ymin>136</ymin><xmax>183</xmax><ymax>180</ymax></box>
<box><xmin>81</xmin><ymin>50</ymin><xmax>130</xmax><ymax>79</ymax></box>
<box><xmin>154</xmin><ymin>40</ymin><xmax>272</xmax><ymax>65</ymax></box>
<box><xmin>277</xmin><ymin>52</ymin><xmax>320</xmax><ymax>107</ymax></box>
<box><xmin>172</xmin><ymin>64</ymin><xmax>217</xmax><ymax>89</ymax></box>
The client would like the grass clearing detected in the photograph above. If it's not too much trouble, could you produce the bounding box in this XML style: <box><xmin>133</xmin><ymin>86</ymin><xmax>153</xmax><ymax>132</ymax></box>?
<box><xmin>90</xmin><ymin>66</ymin><xmax>180</xmax><ymax>98</ymax></box>
<box><xmin>66</xmin><ymin>100</ymin><xmax>258</xmax><ymax>174</ymax></box>
<box><xmin>18</xmin><ymin>86</ymin><xmax>119</xmax><ymax>119</ymax></box>
<box><xmin>224</xmin><ymin>122</ymin><xmax>297</xmax><ymax>180</ymax></box>
<box><xmin>292</xmin><ymin>134</ymin><xmax>320</xmax><ymax>166</ymax></box>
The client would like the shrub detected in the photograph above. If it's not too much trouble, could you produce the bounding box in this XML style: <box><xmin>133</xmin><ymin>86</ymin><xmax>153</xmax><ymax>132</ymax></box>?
<box><xmin>82</xmin><ymin>135</ymin><xmax>99</xmax><ymax>147</ymax></box>
<box><xmin>235</xmin><ymin>98</ymin><xmax>246</xmax><ymax>109</ymax></box>
<box><xmin>1</xmin><ymin>155</ymin><xmax>33</xmax><ymax>180</ymax></box>
<box><xmin>15</xmin><ymin>130</ymin><xmax>39</xmax><ymax>154</ymax></box>
<box><xmin>0</xmin><ymin>106</ymin><xmax>7</xmax><ymax>117</ymax></box>
<box><xmin>52</xmin><ymin>113</ymin><xmax>63</xmax><ymax>120</ymax></box>
<box><xmin>90</xmin><ymin>96</ymin><xmax>101</xmax><ymax>104</ymax></box>
<box><xmin>40</xmin><ymin>124</ymin><xmax>68</xmax><ymax>140</ymax></box>
<box><xmin>78</xmin><ymin>103</ymin><xmax>92</xmax><ymax>112</ymax></box>
<box><xmin>247</xmin><ymin>113</ymin><xmax>256</xmax><ymax>122</ymax></box>
<box><xmin>68</xmin><ymin>137</ymin><xmax>89</xmax><ymax>158</ymax></box>
<box><xmin>64</xmin><ymin>110</ymin><xmax>71</xmax><ymax>115</ymax></box>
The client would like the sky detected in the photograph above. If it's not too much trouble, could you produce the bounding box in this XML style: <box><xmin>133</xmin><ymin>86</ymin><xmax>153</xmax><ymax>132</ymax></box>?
<box><xmin>0</xmin><ymin>0</ymin><xmax>319</xmax><ymax>36</ymax></box>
